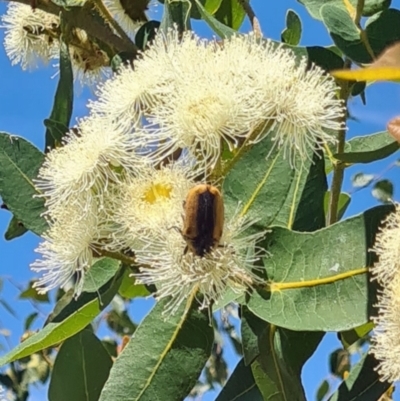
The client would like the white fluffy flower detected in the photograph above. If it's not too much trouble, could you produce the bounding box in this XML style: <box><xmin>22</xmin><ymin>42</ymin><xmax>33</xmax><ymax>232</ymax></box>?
<box><xmin>135</xmin><ymin>214</ymin><xmax>266</xmax><ymax>316</ymax></box>
<box><xmin>370</xmin><ymin>278</ymin><xmax>400</xmax><ymax>383</ymax></box>
<box><xmin>108</xmin><ymin>162</ymin><xmax>195</xmax><ymax>251</ymax></box>
<box><xmin>369</xmin><ymin>203</ymin><xmax>400</xmax><ymax>382</ymax></box>
<box><xmin>31</xmin><ymin>198</ymin><xmax>106</xmax><ymax>297</ymax></box>
<box><xmin>35</xmin><ymin>115</ymin><xmax>143</xmax><ymax>212</ymax></box>
<box><xmin>1</xmin><ymin>2</ymin><xmax>59</xmax><ymax>69</ymax></box>
<box><xmin>370</xmin><ymin>204</ymin><xmax>400</xmax><ymax>286</ymax></box>
<box><xmin>90</xmin><ymin>29</ymin><xmax>344</xmax><ymax>172</ymax></box>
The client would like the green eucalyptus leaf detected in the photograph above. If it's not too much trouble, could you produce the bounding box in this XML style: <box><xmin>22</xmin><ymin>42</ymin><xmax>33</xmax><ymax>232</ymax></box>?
<box><xmin>366</xmin><ymin>8</ymin><xmax>400</xmax><ymax>58</ymax></box>
<box><xmin>0</xmin><ymin>133</ymin><xmax>47</xmax><ymax>235</ymax></box>
<box><xmin>321</xmin><ymin>5</ymin><xmax>400</xmax><ymax>63</ymax></box>
<box><xmin>45</xmin><ymin>35</ymin><xmax>73</xmax><ymax>150</ymax></box>
<box><xmin>241</xmin><ymin>307</ymin><xmax>323</xmax><ymax>367</ymax></box>
<box><xmin>118</xmin><ymin>269</ymin><xmax>149</xmax><ymax>299</ymax></box>
<box><xmin>273</xmin><ymin>150</ymin><xmax>327</xmax><ymax>231</ymax></box>
<box><xmin>223</xmin><ymin>136</ymin><xmax>294</xmax><ymax>228</ymax></box>
<box><xmin>328</xmin><ymin>353</ymin><xmax>390</xmax><ymax>401</ymax></box>
<box><xmin>281</xmin><ymin>10</ymin><xmax>302</xmax><ymax>46</ymax></box>
<box><xmin>351</xmin><ymin>81</ymin><xmax>366</xmax><ymax>98</ymax></box>
<box><xmin>316</xmin><ymin>380</ymin><xmax>330</xmax><ymax>401</ymax></box>
<box><xmin>193</xmin><ymin>0</ymin><xmax>236</xmax><ymax>37</ymax></box>
<box><xmin>306</xmin><ymin>46</ymin><xmax>344</xmax><ymax>71</ymax></box>
<box><xmin>242</xmin><ymin>308</ymin><xmax>325</xmax><ymax>401</ymax></box>
<box><xmin>49</xmin><ymin>330</ymin><xmax>113</xmax><ymax>401</ymax></box>
<box><xmin>214</xmin><ymin>0</ymin><xmax>246</xmax><ymax>30</ymax></box>
<box><xmin>340</xmin><ymin>322</ymin><xmax>374</xmax><ymax>350</ymax></box>
<box><xmin>160</xmin><ymin>0</ymin><xmax>191</xmax><ymax>33</ymax></box>
<box><xmin>298</xmin><ymin>0</ymin><xmax>391</xmax><ymax>20</ymax></box>
<box><xmin>247</xmin><ymin>205</ymin><xmax>393</xmax><ymax>331</ymax></box>
<box><xmin>216</xmin><ymin>358</ymin><xmax>263</xmax><ymax>401</ymax></box>
<box><xmin>321</xmin><ymin>4</ymin><xmax>371</xmax><ymax>63</ymax></box>
<box><xmin>25</xmin><ymin>312</ymin><xmax>39</xmax><ymax>331</ymax></box>
<box><xmin>241</xmin><ymin>308</ymin><xmax>323</xmax><ymax>401</ymax></box>
<box><xmin>4</xmin><ymin>215</ymin><xmax>27</xmax><ymax>240</ymax></box>
<box><xmin>334</xmin><ymin>131</ymin><xmax>399</xmax><ymax>164</ymax></box>
<box><xmin>19</xmin><ymin>281</ymin><xmax>49</xmax><ymax>303</ymax></box>
<box><xmin>324</xmin><ymin>192</ymin><xmax>351</xmax><ymax>221</ymax></box>
<box><xmin>190</xmin><ymin>0</ymin><xmax>222</xmax><ymax>19</ymax></box>
<box><xmin>99</xmin><ymin>297</ymin><xmax>213</xmax><ymax>401</ymax></box>
<box><xmin>135</xmin><ymin>20</ymin><xmax>160</xmax><ymax>50</ymax></box>
<box><xmin>0</xmin><ymin>260</ymin><xmax>123</xmax><ymax>366</ymax></box>
<box><xmin>48</xmin><ymin>258</ymin><xmax>120</xmax><ymax>323</ymax></box>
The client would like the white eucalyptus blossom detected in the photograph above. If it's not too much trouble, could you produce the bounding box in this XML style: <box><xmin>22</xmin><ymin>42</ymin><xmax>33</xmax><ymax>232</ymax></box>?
<box><xmin>370</xmin><ymin>203</ymin><xmax>400</xmax><ymax>286</ymax></box>
<box><xmin>89</xmin><ymin>28</ymin><xmax>344</xmax><ymax>172</ymax></box>
<box><xmin>134</xmin><ymin>214</ymin><xmax>266</xmax><ymax>316</ymax></box>
<box><xmin>35</xmin><ymin>115</ymin><xmax>143</xmax><ymax>213</ymax></box>
<box><xmin>1</xmin><ymin>2</ymin><xmax>59</xmax><ymax>69</ymax></box>
<box><xmin>370</xmin><ymin>278</ymin><xmax>400</xmax><ymax>383</ymax></box>
<box><xmin>88</xmin><ymin>28</ymin><xmax>208</xmax><ymax>129</ymax></box>
<box><xmin>108</xmin><ymin>162</ymin><xmax>195</xmax><ymax>251</ymax></box>
<box><xmin>369</xmin><ymin>203</ymin><xmax>400</xmax><ymax>382</ymax></box>
<box><xmin>31</xmin><ymin>197</ymin><xmax>107</xmax><ymax>297</ymax></box>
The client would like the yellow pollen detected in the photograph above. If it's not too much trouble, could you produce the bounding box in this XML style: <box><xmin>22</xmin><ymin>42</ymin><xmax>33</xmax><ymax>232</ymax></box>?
<box><xmin>142</xmin><ymin>183</ymin><xmax>172</xmax><ymax>204</ymax></box>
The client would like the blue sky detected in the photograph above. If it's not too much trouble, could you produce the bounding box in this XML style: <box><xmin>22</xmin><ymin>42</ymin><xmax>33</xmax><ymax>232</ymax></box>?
<box><xmin>0</xmin><ymin>0</ymin><xmax>400</xmax><ymax>400</ymax></box>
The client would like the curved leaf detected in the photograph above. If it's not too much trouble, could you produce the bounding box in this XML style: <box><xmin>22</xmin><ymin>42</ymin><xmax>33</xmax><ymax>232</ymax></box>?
<box><xmin>216</xmin><ymin>358</ymin><xmax>263</xmax><ymax>401</ymax></box>
<box><xmin>223</xmin><ymin>136</ymin><xmax>294</xmax><ymax>228</ymax></box>
<box><xmin>273</xmin><ymin>150</ymin><xmax>327</xmax><ymax>231</ymax></box>
<box><xmin>0</xmin><ymin>259</ymin><xmax>122</xmax><ymax>366</ymax></box>
<box><xmin>281</xmin><ymin>10</ymin><xmax>302</xmax><ymax>46</ymax></box>
<box><xmin>99</xmin><ymin>297</ymin><xmax>213</xmax><ymax>401</ymax></box>
<box><xmin>4</xmin><ymin>215</ymin><xmax>27</xmax><ymax>240</ymax></box>
<box><xmin>193</xmin><ymin>0</ymin><xmax>236</xmax><ymax>37</ymax></box>
<box><xmin>190</xmin><ymin>0</ymin><xmax>222</xmax><ymax>19</ymax></box>
<box><xmin>299</xmin><ymin>0</ymin><xmax>391</xmax><ymax>20</ymax></box>
<box><xmin>214</xmin><ymin>0</ymin><xmax>246</xmax><ymax>30</ymax></box>
<box><xmin>241</xmin><ymin>308</ymin><xmax>323</xmax><ymax>401</ymax></box>
<box><xmin>321</xmin><ymin>4</ymin><xmax>372</xmax><ymax>63</ymax></box>
<box><xmin>48</xmin><ymin>330</ymin><xmax>112</xmax><ymax>401</ymax></box>
<box><xmin>328</xmin><ymin>353</ymin><xmax>389</xmax><ymax>401</ymax></box>
<box><xmin>0</xmin><ymin>133</ymin><xmax>47</xmax><ymax>235</ymax></box>
<box><xmin>160</xmin><ymin>0</ymin><xmax>191</xmax><ymax>32</ymax></box>
<box><xmin>247</xmin><ymin>205</ymin><xmax>393</xmax><ymax>331</ymax></box>
<box><xmin>334</xmin><ymin>131</ymin><xmax>400</xmax><ymax>164</ymax></box>
<box><xmin>44</xmin><ymin>35</ymin><xmax>73</xmax><ymax>150</ymax></box>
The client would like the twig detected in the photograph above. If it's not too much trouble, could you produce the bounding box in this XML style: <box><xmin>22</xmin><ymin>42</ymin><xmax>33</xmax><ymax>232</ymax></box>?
<box><xmin>354</xmin><ymin>0</ymin><xmax>365</xmax><ymax>26</ymax></box>
<box><xmin>354</xmin><ymin>0</ymin><xmax>375</xmax><ymax>60</ymax></box>
<box><xmin>327</xmin><ymin>60</ymin><xmax>352</xmax><ymax>225</ymax></box>
<box><xmin>94</xmin><ymin>248</ymin><xmax>137</xmax><ymax>266</ymax></box>
<box><xmin>237</xmin><ymin>0</ymin><xmax>257</xmax><ymax>30</ymax></box>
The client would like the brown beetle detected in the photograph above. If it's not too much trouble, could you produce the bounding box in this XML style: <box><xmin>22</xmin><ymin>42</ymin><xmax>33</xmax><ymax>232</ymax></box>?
<box><xmin>182</xmin><ymin>184</ymin><xmax>224</xmax><ymax>257</ymax></box>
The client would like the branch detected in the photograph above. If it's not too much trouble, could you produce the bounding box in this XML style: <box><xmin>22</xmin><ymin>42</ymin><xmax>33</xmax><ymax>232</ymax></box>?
<box><xmin>354</xmin><ymin>0</ymin><xmax>375</xmax><ymax>60</ymax></box>
<box><xmin>237</xmin><ymin>0</ymin><xmax>258</xmax><ymax>31</ymax></box>
<box><xmin>94</xmin><ymin>248</ymin><xmax>137</xmax><ymax>266</ymax></box>
<box><xmin>327</xmin><ymin>60</ymin><xmax>352</xmax><ymax>225</ymax></box>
